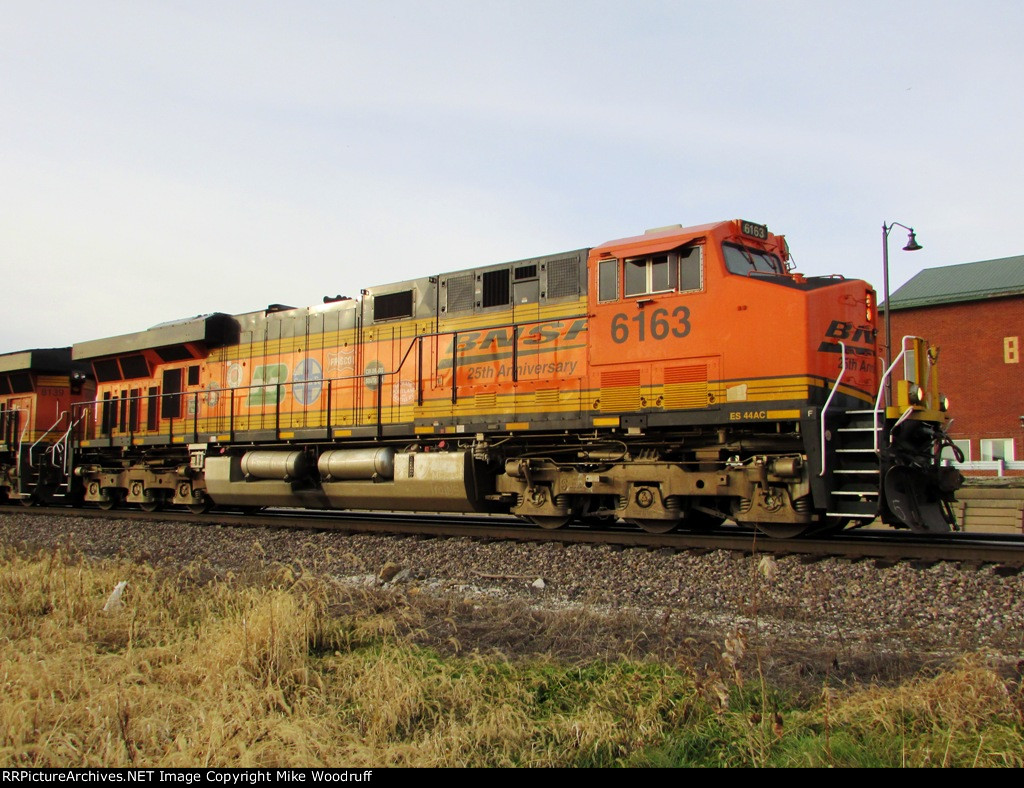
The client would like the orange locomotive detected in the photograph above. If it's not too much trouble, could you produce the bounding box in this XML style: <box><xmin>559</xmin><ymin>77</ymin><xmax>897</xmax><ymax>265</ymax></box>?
<box><xmin>0</xmin><ymin>349</ymin><xmax>93</xmax><ymax>504</ymax></box>
<box><xmin>36</xmin><ymin>219</ymin><xmax>960</xmax><ymax>537</ymax></box>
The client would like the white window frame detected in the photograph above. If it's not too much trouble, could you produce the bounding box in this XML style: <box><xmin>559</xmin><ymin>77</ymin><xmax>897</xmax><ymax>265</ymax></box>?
<box><xmin>979</xmin><ymin>438</ymin><xmax>1016</xmax><ymax>462</ymax></box>
<box><xmin>623</xmin><ymin>253</ymin><xmax>679</xmax><ymax>297</ymax></box>
<box><xmin>941</xmin><ymin>439</ymin><xmax>971</xmax><ymax>463</ymax></box>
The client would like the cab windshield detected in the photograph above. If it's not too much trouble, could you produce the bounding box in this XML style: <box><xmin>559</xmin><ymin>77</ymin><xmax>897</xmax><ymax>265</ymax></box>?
<box><xmin>723</xmin><ymin>243</ymin><xmax>784</xmax><ymax>276</ymax></box>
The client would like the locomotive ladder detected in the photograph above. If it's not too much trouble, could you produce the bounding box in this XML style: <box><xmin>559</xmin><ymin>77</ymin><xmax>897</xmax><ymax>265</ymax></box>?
<box><xmin>825</xmin><ymin>408</ymin><xmax>884</xmax><ymax>522</ymax></box>
<box><xmin>41</xmin><ymin>413</ymin><xmax>85</xmax><ymax>501</ymax></box>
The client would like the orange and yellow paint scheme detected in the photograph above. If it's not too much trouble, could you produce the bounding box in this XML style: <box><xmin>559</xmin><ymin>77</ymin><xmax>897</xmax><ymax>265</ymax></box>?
<box><xmin>63</xmin><ymin>220</ymin><xmax>957</xmax><ymax>535</ymax></box>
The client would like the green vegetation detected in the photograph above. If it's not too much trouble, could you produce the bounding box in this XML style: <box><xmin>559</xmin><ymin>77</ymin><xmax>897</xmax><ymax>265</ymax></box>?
<box><xmin>0</xmin><ymin>546</ymin><xmax>1021</xmax><ymax>767</ymax></box>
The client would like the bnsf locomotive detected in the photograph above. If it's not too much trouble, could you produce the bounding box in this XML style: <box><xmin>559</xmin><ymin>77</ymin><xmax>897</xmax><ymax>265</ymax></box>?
<box><xmin>0</xmin><ymin>219</ymin><xmax>962</xmax><ymax>537</ymax></box>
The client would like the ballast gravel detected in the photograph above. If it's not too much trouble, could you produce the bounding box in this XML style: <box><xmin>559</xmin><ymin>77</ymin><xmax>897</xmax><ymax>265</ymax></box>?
<box><xmin>2</xmin><ymin>510</ymin><xmax>1021</xmax><ymax>689</ymax></box>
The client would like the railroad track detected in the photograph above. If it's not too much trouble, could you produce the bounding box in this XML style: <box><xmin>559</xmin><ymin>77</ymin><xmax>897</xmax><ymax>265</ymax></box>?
<box><xmin>5</xmin><ymin>503</ymin><xmax>1023</xmax><ymax>570</ymax></box>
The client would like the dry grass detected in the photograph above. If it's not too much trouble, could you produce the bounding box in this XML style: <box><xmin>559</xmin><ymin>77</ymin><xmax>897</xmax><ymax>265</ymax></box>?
<box><xmin>0</xmin><ymin>546</ymin><xmax>1021</xmax><ymax>768</ymax></box>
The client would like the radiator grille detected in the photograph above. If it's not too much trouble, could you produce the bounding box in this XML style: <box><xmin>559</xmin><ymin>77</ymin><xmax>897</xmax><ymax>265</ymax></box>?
<box><xmin>600</xmin><ymin>369</ymin><xmax>641</xmax><ymax>411</ymax></box>
<box><xmin>534</xmin><ymin>388</ymin><xmax>559</xmax><ymax>406</ymax></box>
<box><xmin>663</xmin><ymin>364</ymin><xmax>708</xmax><ymax>409</ymax></box>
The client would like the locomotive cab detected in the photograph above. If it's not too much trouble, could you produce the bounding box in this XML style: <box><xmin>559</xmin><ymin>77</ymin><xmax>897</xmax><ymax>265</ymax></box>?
<box><xmin>0</xmin><ymin>348</ymin><xmax>93</xmax><ymax>505</ymax></box>
<box><xmin>579</xmin><ymin>219</ymin><xmax>958</xmax><ymax>536</ymax></box>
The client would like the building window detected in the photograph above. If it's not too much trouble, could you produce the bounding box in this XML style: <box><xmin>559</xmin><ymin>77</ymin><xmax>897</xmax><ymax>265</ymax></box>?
<box><xmin>1005</xmin><ymin>336</ymin><xmax>1019</xmax><ymax>364</ymax></box>
<box><xmin>941</xmin><ymin>439</ymin><xmax>971</xmax><ymax>463</ymax></box>
<box><xmin>980</xmin><ymin>439</ymin><xmax>1015</xmax><ymax>462</ymax></box>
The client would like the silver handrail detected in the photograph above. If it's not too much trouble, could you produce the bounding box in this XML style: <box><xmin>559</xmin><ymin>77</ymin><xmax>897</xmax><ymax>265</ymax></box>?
<box><xmin>819</xmin><ymin>341</ymin><xmax>847</xmax><ymax>477</ymax></box>
<box><xmin>13</xmin><ymin>408</ymin><xmax>29</xmax><ymax>479</ymax></box>
<box><xmin>29</xmin><ymin>411</ymin><xmax>70</xmax><ymax>458</ymax></box>
<box><xmin>873</xmin><ymin>335</ymin><xmax>923</xmax><ymax>453</ymax></box>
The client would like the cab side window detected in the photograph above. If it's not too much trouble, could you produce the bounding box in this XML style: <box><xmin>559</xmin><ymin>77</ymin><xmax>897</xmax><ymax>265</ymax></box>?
<box><xmin>623</xmin><ymin>253</ymin><xmax>679</xmax><ymax>297</ymax></box>
<box><xmin>598</xmin><ymin>258</ymin><xmax>619</xmax><ymax>302</ymax></box>
<box><xmin>599</xmin><ymin>246</ymin><xmax>704</xmax><ymax>302</ymax></box>
<box><xmin>679</xmin><ymin>247</ymin><xmax>703</xmax><ymax>292</ymax></box>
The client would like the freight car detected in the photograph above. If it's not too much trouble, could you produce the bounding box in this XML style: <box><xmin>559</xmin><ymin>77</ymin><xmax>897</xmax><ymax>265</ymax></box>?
<box><xmin>5</xmin><ymin>219</ymin><xmax>962</xmax><ymax>537</ymax></box>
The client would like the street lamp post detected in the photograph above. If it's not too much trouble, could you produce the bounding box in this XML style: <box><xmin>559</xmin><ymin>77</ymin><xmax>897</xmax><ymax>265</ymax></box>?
<box><xmin>881</xmin><ymin>221</ymin><xmax>923</xmax><ymax>405</ymax></box>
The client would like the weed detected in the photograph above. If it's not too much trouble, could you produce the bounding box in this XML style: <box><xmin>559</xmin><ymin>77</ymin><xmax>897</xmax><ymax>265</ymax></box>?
<box><xmin>0</xmin><ymin>547</ymin><xmax>1020</xmax><ymax>767</ymax></box>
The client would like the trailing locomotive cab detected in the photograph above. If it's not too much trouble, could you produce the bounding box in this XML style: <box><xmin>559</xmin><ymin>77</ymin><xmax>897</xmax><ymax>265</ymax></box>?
<box><xmin>0</xmin><ymin>348</ymin><xmax>94</xmax><ymax>505</ymax></box>
<box><xmin>54</xmin><ymin>218</ymin><xmax>959</xmax><ymax>538</ymax></box>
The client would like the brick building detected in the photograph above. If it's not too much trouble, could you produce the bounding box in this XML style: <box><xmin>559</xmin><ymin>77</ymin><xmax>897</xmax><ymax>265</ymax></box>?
<box><xmin>881</xmin><ymin>254</ymin><xmax>1024</xmax><ymax>474</ymax></box>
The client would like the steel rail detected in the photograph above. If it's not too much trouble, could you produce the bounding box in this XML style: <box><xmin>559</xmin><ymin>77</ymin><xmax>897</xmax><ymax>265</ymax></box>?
<box><xmin>4</xmin><ymin>504</ymin><xmax>1023</xmax><ymax>568</ymax></box>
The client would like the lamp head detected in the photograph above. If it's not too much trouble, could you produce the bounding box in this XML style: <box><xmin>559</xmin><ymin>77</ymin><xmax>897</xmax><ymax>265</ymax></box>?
<box><xmin>902</xmin><ymin>230</ymin><xmax>923</xmax><ymax>252</ymax></box>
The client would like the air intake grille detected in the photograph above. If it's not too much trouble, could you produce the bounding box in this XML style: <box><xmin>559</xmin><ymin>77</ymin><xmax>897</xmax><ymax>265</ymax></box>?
<box><xmin>547</xmin><ymin>257</ymin><xmax>580</xmax><ymax>299</ymax></box>
<box><xmin>446</xmin><ymin>274</ymin><xmax>475</xmax><ymax>313</ymax></box>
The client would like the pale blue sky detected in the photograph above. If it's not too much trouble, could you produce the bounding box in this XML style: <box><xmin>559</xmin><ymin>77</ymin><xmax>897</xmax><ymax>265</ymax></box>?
<box><xmin>3</xmin><ymin>1</ymin><xmax>1022</xmax><ymax>352</ymax></box>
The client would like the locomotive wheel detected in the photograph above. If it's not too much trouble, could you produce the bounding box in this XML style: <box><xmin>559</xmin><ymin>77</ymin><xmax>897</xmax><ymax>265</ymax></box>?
<box><xmin>187</xmin><ymin>501</ymin><xmax>212</xmax><ymax>515</ymax></box>
<box><xmin>529</xmin><ymin>515</ymin><xmax>573</xmax><ymax>530</ymax></box>
<box><xmin>139</xmin><ymin>498</ymin><xmax>163</xmax><ymax>513</ymax></box>
<box><xmin>19</xmin><ymin>495</ymin><xmax>36</xmax><ymax>507</ymax></box>
<box><xmin>628</xmin><ymin>518</ymin><xmax>679</xmax><ymax>534</ymax></box>
<box><xmin>96</xmin><ymin>490</ymin><xmax>123</xmax><ymax>511</ymax></box>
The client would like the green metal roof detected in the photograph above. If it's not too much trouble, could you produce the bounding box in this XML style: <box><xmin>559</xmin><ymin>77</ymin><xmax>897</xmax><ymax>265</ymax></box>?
<box><xmin>887</xmin><ymin>254</ymin><xmax>1024</xmax><ymax>310</ymax></box>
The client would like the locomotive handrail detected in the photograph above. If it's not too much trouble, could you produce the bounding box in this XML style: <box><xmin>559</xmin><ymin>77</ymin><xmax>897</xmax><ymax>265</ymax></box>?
<box><xmin>53</xmin><ymin>412</ymin><xmax>86</xmax><ymax>477</ymax></box>
<box><xmin>819</xmin><ymin>341</ymin><xmax>847</xmax><ymax>477</ymax></box>
<box><xmin>5</xmin><ymin>407</ymin><xmax>27</xmax><ymax>477</ymax></box>
<box><xmin>29</xmin><ymin>411</ymin><xmax>71</xmax><ymax>462</ymax></box>
<box><xmin>71</xmin><ymin>309</ymin><xmax>590</xmax><ymax>445</ymax></box>
<box><xmin>873</xmin><ymin>335</ymin><xmax>924</xmax><ymax>454</ymax></box>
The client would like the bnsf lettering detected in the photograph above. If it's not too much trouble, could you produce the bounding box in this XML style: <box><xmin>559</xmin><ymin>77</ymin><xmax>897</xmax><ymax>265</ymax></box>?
<box><xmin>611</xmin><ymin>307</ymin><xmax>691</xmax><ymax>344</ymax></box>
<box><xmin>824</xmin><ymin>320</ymin><xmax>873</xmax><ymax>343</ymax></box>
<box><xmin>521</xmin><ymin>323</ymin><xmax>563</xmax><ymax>345</ymax></box>
<box><xmin>479</xmin><ymin>329</ymin><xmax>514</xmax><ymax>348</ymax></box>
<box><xmin>444</xmin><ymin>318</ymin><xmax>587</xmax><ymax>358</ymax></box>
